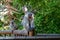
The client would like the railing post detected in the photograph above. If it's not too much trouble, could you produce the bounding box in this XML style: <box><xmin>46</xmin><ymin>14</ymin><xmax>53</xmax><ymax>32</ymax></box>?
<box><xmin>28</xmin><ymin>29</ymin><xmax>35</xmax><ymax>36</ymax></box>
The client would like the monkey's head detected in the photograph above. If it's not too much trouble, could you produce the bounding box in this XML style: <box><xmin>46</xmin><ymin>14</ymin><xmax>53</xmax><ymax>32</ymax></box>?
<box><xmin>28</xmin><ymin>13</ymin><xmax>32</xmax><ymax>21</ymax></box>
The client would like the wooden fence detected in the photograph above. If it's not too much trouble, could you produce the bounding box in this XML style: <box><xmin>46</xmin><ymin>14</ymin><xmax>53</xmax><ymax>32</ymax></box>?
<box><xmin>0</xmin><ymin>30</ymin><xmax>60</xmax><ymax>40</ymax></box>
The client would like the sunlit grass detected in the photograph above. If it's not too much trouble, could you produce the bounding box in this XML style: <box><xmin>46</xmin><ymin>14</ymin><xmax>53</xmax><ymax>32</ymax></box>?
<box><xmin>0</xmin><ymin>27</ymin><xmax>4</xmax><ymax>30</ymax></box>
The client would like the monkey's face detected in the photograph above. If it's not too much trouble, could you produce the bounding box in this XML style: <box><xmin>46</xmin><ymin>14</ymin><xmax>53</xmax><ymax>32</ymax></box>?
<box><xmin>28</xmin><ymin>16</ymin><xmax>32</xmax><ymax>19</ymax></box>
<box><xmin>28</xmin><ymin>14</ymin><xmax>32</xmax><ymax>21</ymax></box>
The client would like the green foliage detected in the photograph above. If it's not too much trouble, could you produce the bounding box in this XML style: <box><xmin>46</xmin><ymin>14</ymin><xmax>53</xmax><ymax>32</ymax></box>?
<box><xmin>0</xmin><ymin>0</ymin><xmax>60</xmax><ymax>33</ymax></box>
<box><xmin>12</xmin><ymin>0</ymin><xmax>60</xmax><ymax>34</ymax></box>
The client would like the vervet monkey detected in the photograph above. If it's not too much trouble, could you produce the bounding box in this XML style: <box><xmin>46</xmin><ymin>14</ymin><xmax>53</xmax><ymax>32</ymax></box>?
<box><xmin>9</xmin><ymin>18</ymin><xmax>17</xmax><ymax>30</ymax></box>
<box><xmin>0</xmin><ymin>0</ymin><xmax>18</xmax><ymax>30</ymax></box>
<box><xmin>22</xmin><ymin>6</ymin><xmax>34</xmax><ymax>31</ymax></box>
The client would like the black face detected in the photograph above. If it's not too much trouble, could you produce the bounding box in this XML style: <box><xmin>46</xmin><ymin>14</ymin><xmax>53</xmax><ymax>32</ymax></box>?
<box><xmin>28</xmin><ymin>14</ymin><xmax>32</xmax><ymax>19</ymax></box>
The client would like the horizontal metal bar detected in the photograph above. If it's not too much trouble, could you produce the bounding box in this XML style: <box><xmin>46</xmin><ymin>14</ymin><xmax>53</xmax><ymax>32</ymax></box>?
<box><xmin>0</xmin><ymin>35</ymin><xmax>60</xmax><ymax>39</ymax></box>
<box><xmin>37</xmin><ymin>34</ymin><xmax>60</xmax><ymax>36</ymax></box>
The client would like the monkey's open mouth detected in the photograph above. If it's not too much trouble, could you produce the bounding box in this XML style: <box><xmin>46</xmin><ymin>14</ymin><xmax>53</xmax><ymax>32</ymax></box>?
<box><xmin>28</xmin><ymin>16</ymin><xmax>32</xmax><ymax>19</ymax></box>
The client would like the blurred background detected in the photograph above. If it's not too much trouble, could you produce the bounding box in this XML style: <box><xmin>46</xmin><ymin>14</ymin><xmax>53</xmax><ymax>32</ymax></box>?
<box><xmin>0</xmin><ymin>0</ymin><xmax>60</xmax><ymax>34</ymax></box>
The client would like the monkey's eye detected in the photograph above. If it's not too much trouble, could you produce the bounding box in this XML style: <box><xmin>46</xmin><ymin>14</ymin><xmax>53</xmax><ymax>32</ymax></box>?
<box><xmin>28</xmin><ymin>13</ymin><xmax>32</xmax><ymax>16</ymax></box>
